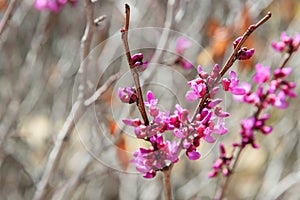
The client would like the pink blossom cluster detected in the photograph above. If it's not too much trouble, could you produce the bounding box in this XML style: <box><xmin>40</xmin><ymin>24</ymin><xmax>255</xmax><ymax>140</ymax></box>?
<box><xmin>34</xmin><ymin>0</ymin><xmax>77</xmax><ymax>12</ymax></box>
<box><xmin>272</xmin><ymin>32</ymin><xmax>300</xmax><ymax>53</ymax></box>
<box><xmin>233</xmin><ymin>36</ymin><xmax>255</xmax><ymax>60</ymax></box>
<box><xmin>209</xmin><ymin>33</ymin><xmax>297</xmax><ymax>178</ymax></box>
<box><xmin>119</xmin><ymin>54</ymin><xmax>247</xmax><ymax>177</ymax></box>
<box><xmin>235</xmin><ymin>64</ymin><xmax>296</xmax><ymax>109</ymax></box>
<box><xmin>122</xmin><ymin>91</ymin><xmax>182</xmax><ymax>178</ymax></box>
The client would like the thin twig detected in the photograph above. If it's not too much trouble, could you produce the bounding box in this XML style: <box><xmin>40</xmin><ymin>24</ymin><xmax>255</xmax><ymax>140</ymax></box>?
<box><xmin>84</xmin><ymin>72</ymin><xmax>122</xmax><ymax>106</ymax></box>
<box><xmin>33</xmin><ymin>101</ymin><xmax>83</xmax><ymax>200</ymax></box>
<box><xmin>121</xmin><ymin>4</ymin><xmax>149</xmax><ymax>125</ymax></box>
<box><xmin>0</xmin><ymin>0</ymin><xmax>18</xmax><ymax>37</ymax></box>
<box><xmin>78</xmin><ymin>0</ymin><xmax>95</xmax><ymax>101</ymax></box>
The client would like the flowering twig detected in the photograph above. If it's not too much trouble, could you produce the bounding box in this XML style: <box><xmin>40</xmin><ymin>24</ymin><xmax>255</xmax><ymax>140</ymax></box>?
<box><xmin>0</xmin><ymin>0</ymin><xmax>17</xmax><ymax>37</ymax></box>
<box><xmin>219</xmin><ymin>12</ymin><xmax>272</xmax><ymax>77</ymax></box>
<box><xmin>192</xmin><ymin>12</ymin><xmax>272</xmax><ymax>120</ymax></box>
<box><xmin>120</xmin><ymin>4</ymin><xmax>149</xmax><ymax>125</ymax></box>
<box><xmin>217</xmin><ymin>42</ymin><xmax>296</xmax><ymax>200</ymax></box>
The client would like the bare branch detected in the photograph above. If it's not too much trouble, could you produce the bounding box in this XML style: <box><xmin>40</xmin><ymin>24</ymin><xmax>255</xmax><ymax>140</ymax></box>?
<box><xmin>84</xmin><ymin>72</ymin><xmax>122</xmax><ymax>106</ymax></box>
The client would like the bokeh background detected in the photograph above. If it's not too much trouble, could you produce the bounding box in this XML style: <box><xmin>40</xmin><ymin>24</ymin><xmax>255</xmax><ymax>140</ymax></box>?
<box><xmin>0</xmin><ymin>0</ymin><xmax>300</xmax><ymax>199</ymax></box>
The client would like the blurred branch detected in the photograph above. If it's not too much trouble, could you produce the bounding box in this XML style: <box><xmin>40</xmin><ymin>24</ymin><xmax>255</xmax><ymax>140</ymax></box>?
<box><xmin>0</xmin><ymin>12</ymin><xmax>53</xmax><ymax>168</ymax></box>
<box><xmin>33</xmin><ymin>1</ymin><xmax>95</xmax><ymax>199</ymax></box>
<box><xmin>0</xmin><ymin>0</ymin><xmax>18</xmax><ymax>37</ymax></box>
<box><xmin>265</xmin><ymin>171</ymin><xmax>300</xmax><ymax>199</ymax></box>
<box><xmin>84</xmin><ymin>72</ymin><xmax>121</xmax><ymax>106</ymax></box>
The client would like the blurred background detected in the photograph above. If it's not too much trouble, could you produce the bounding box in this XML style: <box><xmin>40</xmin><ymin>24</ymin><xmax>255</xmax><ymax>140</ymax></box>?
<box><xmin>0</xmin><ymin>0</ymin><xmax>300</xmax><ymax>199</ymax></box>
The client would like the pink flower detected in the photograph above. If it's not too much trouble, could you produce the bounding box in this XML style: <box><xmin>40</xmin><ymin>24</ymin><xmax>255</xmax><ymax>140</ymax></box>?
<box><xmin>209</xmin><ymin>143</ymin><xmax>232</xmax><ymax>178</ymax></box>
<box><xmin>131</xmin><ymin>53</ymin><xmax>148</xmax><ymax>72</ymax></box>
<box><xmin>233</xmin><ymin>36</ymin><xmax>243</xmax><ymax>48</ymax></box>
<box><xmin>252</xmin><ymin>64</ymin><xmax>271</xmax><ymax>84</ymax></box>
<box><xmin>144</xmin><ymin>91</ymin><xmax>159</xmax><ymax>117</ymax></box>
<box><xmin>34</xmin><ymin>0</ymin><xmax>77</xmax><ymax>12</ymax></box>
<box><xmin>274</xmin><ymin>67</ymin><xmax>292</xmax><ymax>79</ymax></box>
<box><xmin>118</xmin><ymin>87</ymin><xmax>137</xmax><ymax>104</ymax></box>
<box><xmin>35</xmin><ymin>0</ymin><xmax>48</xmax><ymax>10</ymax></box>
<box><xmin>131</xmin><ymin>137</ymin><xmax>179</xmax><ymax>178</ymax></box>
<box><xmin>237</xmin><ymin>47</ymin><xmax>255</xmax><ymax>60</ymax></box>
<box><xmin>186</xmin><ymin>78</ymin><xmax>207</xmax><ymax>101</ymax></box>
<box><xmin>222</xmin><ymin>71</ymin><xmax>246</xmax><ymax>95</ymax></box>
<box><xmin>272</xmin><ymin>32</ymin><xmax>300</xmax><ymax>52</ymax></box>
<box><xmin>176</xmin><ymin>37</ymin><xmax>192</xmax><ymax>54</ymax></box>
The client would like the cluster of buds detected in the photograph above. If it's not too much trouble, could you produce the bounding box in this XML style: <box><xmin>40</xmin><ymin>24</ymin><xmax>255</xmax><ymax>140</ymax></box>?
<box><xmin>34</xmin><ymin>0</ymin><xmax>77</xmax><ymax>12</ymax></box>
<box><xmin>233</xmin><ymin>36</ymin><xmax>255</xmax><ymax>60</ymax></box>
<box><xmin>209</xmin><ymin>143</ymin><xmax>232</xmax><ymax>177</ymax></box>
<box><xmin>131</xmin><ymin>53</ymin><xmax>148</xmax><ymax>72</ymax></box>
<box><xmin>272</xmin><ymin>32</ymin><xmax>300</xmax><ymax>53</ymax></box>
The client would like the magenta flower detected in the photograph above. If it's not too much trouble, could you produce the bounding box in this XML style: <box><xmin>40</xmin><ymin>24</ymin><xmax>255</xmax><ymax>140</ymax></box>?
<box><xmin>233</xmin><ymin>36</ymin><xmax>243</xmax><ymax>48</ymax></box>
<box><xmin>34</xmin><ymin>0</ymin><xmax>77</xmax><ymax>12</ymax></box>
<box><xmin>131</xmin><ymin>136</ymin><xmax>179</xmax><ymax>178</ymax></box>
<box><xmin>240</xmin><ymin>117</ymin><xmax>259</xmax><ymax>148</ymax></box>
<box><xmin>237</xmin><ymin>47</ymin><xmax>255</xmax><ymax>60</ymax></box>
<box><xmin>175</xmin><ymin>37</ymin><xmax>193</xmax><ymax>69</ymax></box>
<box><xmin>274</xmin><ymin>67</ymin><xmax>292</xmax><ymax>79</ymax></box>
<box><xmin>272</xmin><ymin>32</ymin><xmax>300</xmax><ymax>52</ymax></box>
<box><xmin>186</xmin><ymin>78</ymin><xmax>207</xmax><ymax>101</ymax></box>
<box><xmin>222</xmin><ymin>71</ymin><xmax>246</xmax><ymax>95</ymax></box>
<box><xmin>209</xmin><ymin>143</ymin><xmax>232</xmax><ymax>178</ymax></box>
<box><xmin>131</xmin><ymin>53</ymin><xmax>148</xmax><ymax>72</ymax></box>
<box><xmin>118</xmin><ymin>87</ymin><xmax>137</xmax><ymax>104</ymax></box>
<box><xmin>144</xmin><ymin>91</ymin><xmax>159</xmax><ymax>117</ymax></box>
<box><xmin>253</xmin><ymin>64</ymin><xmax>271</xmax><ymax>84</ymax></box>
<box><xmin>176</xmin><ymin>37</ymin><xmax>192</xmax><ymax>54</ymax></box>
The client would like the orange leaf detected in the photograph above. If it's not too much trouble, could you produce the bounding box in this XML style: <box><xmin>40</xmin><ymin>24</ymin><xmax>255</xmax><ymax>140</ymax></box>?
<box><xmin>0</xmin><ymin>0</ymin><xmax>8</xmax><ymax>11</ymax></box>
<box><xmin>116</xmin><ymin>134</ymin><xmax>130</xmax><ymax>170</ymax></box>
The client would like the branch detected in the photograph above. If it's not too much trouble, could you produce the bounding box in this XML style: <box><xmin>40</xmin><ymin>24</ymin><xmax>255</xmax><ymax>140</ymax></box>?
<box><xmin>84</xmin><ymin>72</ymin><xmax>122</xmax><ymax>106</ymax></box>
<box><xmin>78</xmin><ymin>0</ymin><xmax>95</xmax><ymax>101</ymax></box>
<box><xmin>0</xmin><ymin>0</ymin><xmax>17</xmax><ymax>37</ymax></box>
<box><xmin>33</xmin><ymin>101</ymin><xmax>83</xmax><ymax>200</ymax></box>
<box><xmin>121</xmin><ymin>4</ymin><xmax>149</xmax><ymax>125</ymax></box>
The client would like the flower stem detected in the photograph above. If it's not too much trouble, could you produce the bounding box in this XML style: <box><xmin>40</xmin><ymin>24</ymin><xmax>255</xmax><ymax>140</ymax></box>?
<box><xmin>163</xmin><ymin>167</ymin><xmax>173</xmax><ymax>200</ymax></box>
<box><xmin>121</xmin><ymin>4</ymin><xmax>149</xmax><ymax>125</ymax></box>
